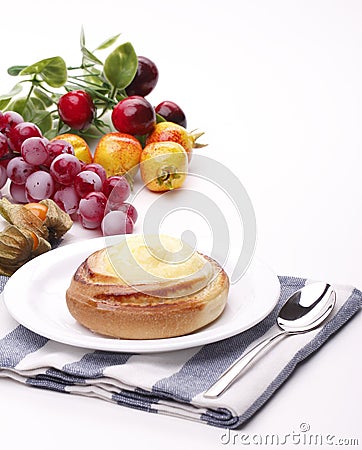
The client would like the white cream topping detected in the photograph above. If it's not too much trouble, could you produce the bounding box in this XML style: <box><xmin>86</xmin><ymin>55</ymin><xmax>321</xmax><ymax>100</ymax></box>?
<box><xmin>105</xmin><ymin>235</ymin><xmax>213</xmax><ymax>293</ymax></box>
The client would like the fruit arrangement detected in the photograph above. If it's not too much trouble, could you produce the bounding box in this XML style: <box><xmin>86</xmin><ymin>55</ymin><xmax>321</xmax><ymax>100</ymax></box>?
<box><xmin>0</xmin><ymin>30</ymin><xmax>206</xmax><ymax>234</ymax></box>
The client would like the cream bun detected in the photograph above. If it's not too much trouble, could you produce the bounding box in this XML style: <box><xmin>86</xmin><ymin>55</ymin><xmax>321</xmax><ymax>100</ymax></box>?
<box><xmin>66</xmin><ymin>235</ymin><xmax>229</xmax><ymax>339</ymax></box>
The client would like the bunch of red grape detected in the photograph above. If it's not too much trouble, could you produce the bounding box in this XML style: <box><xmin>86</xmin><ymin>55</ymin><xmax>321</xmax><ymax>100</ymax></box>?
<box><xmin>0</xmin><ymin>110</ymin><xmax>137</xmax><ymax>234</ymax></box>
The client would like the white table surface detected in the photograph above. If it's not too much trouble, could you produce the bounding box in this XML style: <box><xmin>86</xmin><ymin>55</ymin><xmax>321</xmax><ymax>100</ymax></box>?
<box><xmin>1</xmin><ymin>1</ymin><xmax>361</xmax><ymax>449</ymax></box>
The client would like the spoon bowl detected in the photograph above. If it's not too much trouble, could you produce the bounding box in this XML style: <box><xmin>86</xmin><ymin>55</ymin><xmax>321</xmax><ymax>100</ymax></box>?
<box><xmin>204</xmin><ymin>282</ymin><xmax>336</xmax><ymax>398</ymax></box>
<box><xmin>278</xmin><ymin>282</ymin><xmax>336</xmax><ymax>332</ymax></box>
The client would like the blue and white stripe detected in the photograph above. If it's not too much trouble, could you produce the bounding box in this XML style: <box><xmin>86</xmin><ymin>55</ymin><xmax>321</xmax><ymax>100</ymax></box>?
<box><xmin>0</xmin><ymin>275</ymin><xmax>360</xmax><ymax>429</ymax></box>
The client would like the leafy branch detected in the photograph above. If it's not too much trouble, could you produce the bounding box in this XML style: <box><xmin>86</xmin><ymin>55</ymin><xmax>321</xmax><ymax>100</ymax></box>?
<box><xmin>0</xmin><ymin>29</ymin><xmax>138</xmax><ymax>139</ymax></box>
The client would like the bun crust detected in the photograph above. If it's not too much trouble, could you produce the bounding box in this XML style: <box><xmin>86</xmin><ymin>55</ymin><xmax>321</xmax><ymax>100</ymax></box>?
<box><xmin>66</xmin><ymin>249</ymin><xmax>229</xmax><ymax>339</ymax></box>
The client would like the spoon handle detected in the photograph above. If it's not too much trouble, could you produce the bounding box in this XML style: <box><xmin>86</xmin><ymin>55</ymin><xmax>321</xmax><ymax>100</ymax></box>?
<box><xmin>203</xmin><ymin>330</ymin><xmax>286</xmax><ymax>398</ymax></box>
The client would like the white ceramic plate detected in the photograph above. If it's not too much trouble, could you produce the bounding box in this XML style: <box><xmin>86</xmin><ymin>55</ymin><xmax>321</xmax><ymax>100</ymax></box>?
<box><xmin>3</xmin><ymin>236</ymin><xmax>280</xmax><ymax>353</ymax></box>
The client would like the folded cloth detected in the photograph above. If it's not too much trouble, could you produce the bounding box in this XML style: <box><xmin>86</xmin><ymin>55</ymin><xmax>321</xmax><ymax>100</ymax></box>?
<box><xmin>0</xmin><ymin>275</ymin><xmax>361</xmax><ymax>429</ymax></box>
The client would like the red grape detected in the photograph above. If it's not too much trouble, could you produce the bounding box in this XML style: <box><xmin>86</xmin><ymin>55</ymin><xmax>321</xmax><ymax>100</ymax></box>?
<box><xmin>0</xmin><ymin>159</ymin><xmax>10</xmax><ymax>170</ymax></box>
<box><xmin>115</xmin><ymin>202</ymin><xmax>138</xmax><ymax>223</ymax></box>
<box><xmin>46</xmin><ymin>139</ymin><xmax>74</xmax><ymax>161</ymax></box>
<box><xmin>101</xmin><ymin>210</ymin><xmax>134</xmax><ymax>236</ymax></box>
<box><xmin>9</xmin><ymin>182</ymin><xmax>27</xmax><ymax>203</ymax></box>
<box><xmin>6</xmin><ymin>157</ymin><xmax>35</xmax><ymax>184</ymax></box>
<box><xmin>83</xmin><ymin>163</ymin><xmax>107</xmax><ymax>184</ymax></box>
<box><xmin>50</xmin><ymin>154</ymin><xmax>81</xmax><ymax>186</ymax></box>
<box><xmin>0</xmin><ymin>132</ymin><xmax>9</xmax><ymax>157</ymax></box>
<box><xmin>79</xmin><ymin>215</ymin><xmax>101</xmax><ymax>229</ymax></box>
<box><xmin>79</xmin><ymin>191</ymin><xmax>107</xmax><ymax>223</ymax></box>
<box><xmin>53</xmin><ymin>186</ymin><xmax>79</xmax><ymax>215</ymax></box>
<box><xmin>103</xmin><ymin>175</ymin><xmax>130</xmax><ymax>201</ymax></box>
<box><xmin>74</xmin><ymin>170</ymin><xmax>103</xmax><ymax>198</ymax></box>
<box><xmin>0</xmin><ymin>165</ymin><xmax>7</xmax><ymax>189</ymax></box>
<box><xmin>8</xmin><ymin>122</ymin><xmax>42</xmax><ymax>152</ymax></box>
<box><xmin>0</xmin><ymin>111</ymin><xmax>24</xmax><ymax>135</ymax></box>
<box><xmin>21</xmin><ymin>137</ymin><xmax>49</xmax><ymax>165</ymax></box>
<box><xmin>25</xmin><ymin>171</ymin><xmax>55</xmax><ymax>201</ymax></box>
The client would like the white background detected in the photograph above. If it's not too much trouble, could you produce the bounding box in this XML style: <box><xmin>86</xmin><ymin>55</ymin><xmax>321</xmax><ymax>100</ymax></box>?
<box><xmin>0</xmin><ymin>1</ymin><xmax>361</xmax><ymax>449</ymax></box>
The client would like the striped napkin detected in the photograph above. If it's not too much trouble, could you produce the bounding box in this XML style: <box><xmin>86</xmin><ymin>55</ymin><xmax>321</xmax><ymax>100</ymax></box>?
<box><xmin>0</xmin><ymin>275</ymin><xmax>361</xmax><ymax>429</ymax></box>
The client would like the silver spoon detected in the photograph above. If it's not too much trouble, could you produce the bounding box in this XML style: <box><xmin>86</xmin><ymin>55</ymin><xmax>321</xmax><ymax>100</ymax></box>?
<box><xmin>203</xmin><ymin>282</ymin><xmax>336</xmax><ymax>399</ymax></box>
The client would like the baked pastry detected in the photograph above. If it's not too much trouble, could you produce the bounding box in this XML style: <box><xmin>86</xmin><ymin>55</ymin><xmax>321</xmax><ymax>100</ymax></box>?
<box><xmin>66</xmin><ymin>235</ymin><xmax>229</xmax><ymax>339</ymax></box>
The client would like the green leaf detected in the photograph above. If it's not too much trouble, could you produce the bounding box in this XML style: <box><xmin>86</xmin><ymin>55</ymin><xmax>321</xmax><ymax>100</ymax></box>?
<box><xmin>80</xmin><ymin>27</ymin><xmax>103</xmax><ymax>67</ymax></box>
<box><xmin>64</xmin><ymin>83</ymin><xmax>81</xmax><ymax>92</ymax></box>
<box><xmin>135</xmin><ymin>134</ymin><xmax>147</xmax><ymax>148</ymax></box>
<box><xmin>105</xmin><ymin>50</ymin><xmax>134</xmax><ymax>92</ymax></box>
<box><xmin>7</xmin><ymin>65</ymin><xmax>27</xmax><ymax>76</ymax></box>
<box><xmin>0</xmin><ymin>83</ymin><xmax>23</xmax><ymax>101</ymax></box>
<box><xmin>80</xmin><ymin>26</ymin><xmax>86</xmax><ymax>48</ymax></box>
<box><xmin>94</xmin><ymin>33</ymin><xmax>121</xmax><ymax>51</ymax></box>
<box><xmin>31</xmin><ymin>109</ymin><xmax>52</xmax><ymax>134</ymax></box>
<box><xmin>30</xmin><ymin>96</ymin><xmax>46</xmax><ymax>111</ymax></box>
<box><xmin>30</xmin><ymin>96</ymin><xmax>53</xmax><ymax>132</ymax></box>
<box><xmin>20</xmin><ymin>57</ymin><xmax>67</xmax><ymax>88</ymax></box>
<box><xmin>6</xmin><ymin>96</ymin><xmax>52</xmax><ymax>132</ymax></box>
<box><xmin>156</xmin><ymin>113</ymin><xmax>167</xmax><ymax>123</ymax></box>
<box><xmin>81</xmin><ymin>47</ymin><xmax>103</xmax><ymax>65</ymax></box>
<box><xmin>6</xmin><ymin>97</ymin><xmax>34</xmax><ymax>121</ymax></box>
<box><xmin>0</xmin><ymin>99</ymin><xmax>11</xmax><ymax>110</ymax></box>
<box><xmin>44</xmin><ymin>128</ymin><xmax>60</xmax><ymax>140</ymax></box>
<box><xmin>40</xmin><ymin>58</ymin><xmax>68</xmax><ymax>88</ymax></box>
<box><xmin>33</xmin><ymin>87</ymin><xmax>54</xmax><ymax>107</ymax></box>
<box><xmin>57</xmin><ymin>123</ymin><xmax>72</xmax><ymax>135</ymax></box>
<box><xmin>103</xmin><ymin>42</ymin><xmax>137</xmax><ymax>90</ymax></box>
<box><xmin>82</xmin><ymin>68</ymin><xmax>105</xmax><ymax>87</ymax></box>
<box><xmin>80</xmin><ymin>123</ymin><xmax>104</xmax><ymax>138</ymax></box>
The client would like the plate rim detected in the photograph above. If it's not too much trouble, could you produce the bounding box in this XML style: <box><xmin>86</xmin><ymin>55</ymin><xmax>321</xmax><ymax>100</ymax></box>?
<box><xmin>3</xmin><ymin>236</ymin><xmax>280</xmax><ymax>353</ymax></box>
